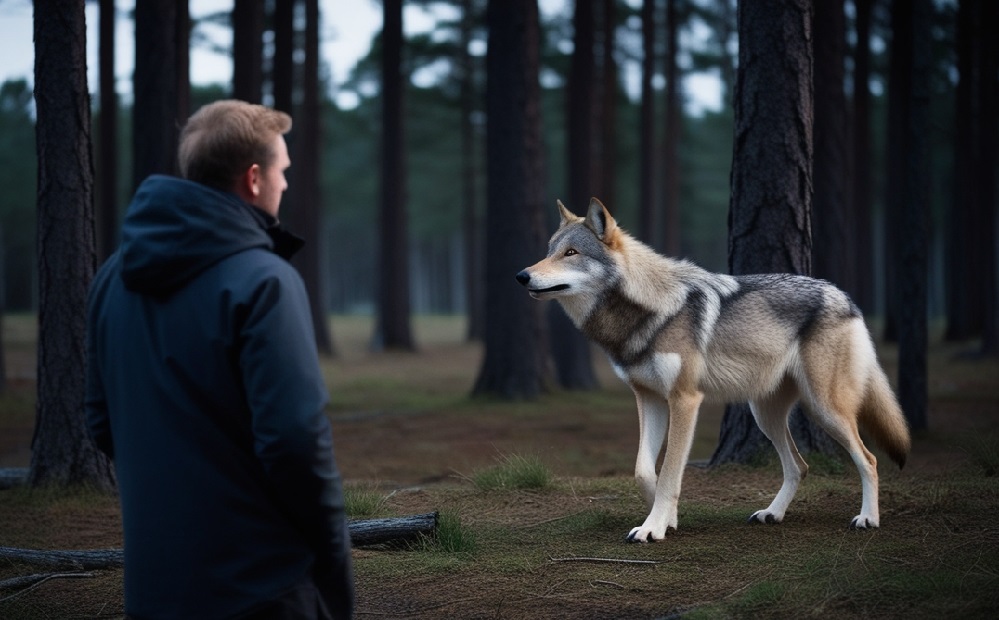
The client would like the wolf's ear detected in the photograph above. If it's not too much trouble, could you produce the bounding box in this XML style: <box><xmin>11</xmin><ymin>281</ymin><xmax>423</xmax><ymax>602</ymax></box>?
<box><xmin>556</xmin><ymin>199</ymin><xmax>577</xmax><ymax>228</ymax></box>
<box><xmin>584</xmin><ymin>198</ymin><xmax>617</xmax><ymax>241</ymax></box>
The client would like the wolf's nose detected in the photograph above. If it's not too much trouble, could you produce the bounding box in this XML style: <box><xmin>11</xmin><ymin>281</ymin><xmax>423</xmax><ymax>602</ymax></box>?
<box><xmin>515</xmin><ymin>271</ymin><xmax>530</xmax><ymax>286</ymax></box>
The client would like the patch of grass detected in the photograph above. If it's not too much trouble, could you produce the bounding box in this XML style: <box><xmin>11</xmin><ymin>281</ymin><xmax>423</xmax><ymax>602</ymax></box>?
<box><xmin>343</xmin><ymin>485</ymin><xmax>389</xmax><ymax>519</ymax></box>
<box><xmin>417</xmin><ymin>509</ymin><xmax>477</xmax><ymax>554</ymax></box>
<box><xmin>471</xmin><ymin>453</ymin><xmax>553</xmax><ymax>491</ymax></box>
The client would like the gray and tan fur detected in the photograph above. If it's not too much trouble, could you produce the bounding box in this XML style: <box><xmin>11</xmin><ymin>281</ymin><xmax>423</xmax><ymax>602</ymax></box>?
<box><xmin>516</xmin><ymin>198</ymin><xmax>911</xmax><ymax>542</ymax></box>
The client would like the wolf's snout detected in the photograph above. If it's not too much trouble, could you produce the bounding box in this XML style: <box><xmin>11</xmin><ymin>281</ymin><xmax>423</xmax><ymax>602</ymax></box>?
<box><xmin>515</xmin><ymin>271</ymin><xmax>531</xmax><ymax>286</ymax></box>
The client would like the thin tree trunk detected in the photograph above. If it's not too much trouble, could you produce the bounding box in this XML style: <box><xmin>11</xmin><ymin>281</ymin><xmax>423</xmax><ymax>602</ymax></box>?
<box><xmin>98</xmin><ymin>0</ymin><xmax>118</xmax><ymax>261</ymax></box>
<box><xmin>852</xmin><ymin>0</ymin><xmax>875</xmax><ymax>314</ymax></box>
<box><xmin>551</xmin><ymin>0</ymin><xmax>598</xmax><ymax>391</ymax></box>
<box><xmin>472</xmin><ymin>0</ymin><xmax>547</xmax><ymax>400</ymax></box>
<box><xmin>661</xmin><ymin>0</ymin><xmax>681</xmax><ymax>256</ymax></box>
<box><xmin>232</xmin><ymin>0</ymin><xmax>264</xmax><ymax>103</ymax></box>
<box><xmin>597</xmin><ymin>0</ymin><xmax>618</xmax><ymax>207</ymax></box>
<box><xmin>460</xmin><ymin>0</ymin><xmax>484</xmax><ymax>342</ymax></box>
<box><xmin>639</xmin><ymin>0</ymin><xmax>656</xmax><ymax>246</ymax></box>
<box><xmin>812</xmin><ymin>0</ymin><xmax>852</xmax><ymax>294</ymax></box>
<box><xmin>31</xmin><ymin>0</ymin><xmax>115</xmax><ymax>490</ymax></box>
<box><xmin>375</xmin><ymin>0</ymin><xmax>415</xmax><ymax>351</ymax></box>
<box><xmin>132</xmin><ymin>0</ymin><xmax>187</xmax><ymax>188</ymax></box>
<box><xmin>295</xmin><ymin>0</ymin><xmax>335</xmax><ymax>356</ymax></box>
<box><xmin>977</xmin><ymin>0</ymin><xmax>999</xmax><ymax>355</ymax></box>
<box><xmin>895</xmin><ymin>0</ymin><xmax>930</xmax><ymax>431</ymax></box>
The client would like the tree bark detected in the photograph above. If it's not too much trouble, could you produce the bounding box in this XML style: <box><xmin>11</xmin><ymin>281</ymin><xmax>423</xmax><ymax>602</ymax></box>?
<box><xmin>711</xmin><ymin>0</ymin><xmax>839</xmax><ymax>466</ymax></box>
<box><xmin>550</xmin><ymin>0</ymin><xmax>599</xmax><ymax>391</ymax></box>
<box><xmin>812</xmin><ymin>0</ymin><xmax>853</xmax><ymax>295</ymax></box>
<box><xmin>132</xmin><ymin>0</ymin><xmax>188</xmax><ymax>188</ymax></box>
<box><xmin>895</xmin><ymin>0</ymin><xmax>931</xmax><ymax>431</ymax></box>
<box><xmin>294</xmin><ymin>0</ymin><xmax>335</xmax><ymax>357</ymax></box>
<box><xmin>638</xmin><ymin>0</ymin><xmax>657</xmax><ymax>246</ymax></box>
<box><xmin>97</xmin><ymin>0</ymin><xmax>118</xmax><ymax>262</ymax></box>
<box><xmin>661</xmin><ymin>0</ymin><xmax>681</xmax><ymax>257</ymax></box>
<box><xmin>232</xmin><ymin>0</ymin><xmax>264</xmax><ymax>103</ymax></box>
<box><xmin>596</xmin><ymin>0</ymin><xmax>618</xmax><ymax>207</ymax></box>
<box><xmin>851</xmin><ymin>0</ymin><xmax>875</xmax><ymax>314</ymax></box>
<box><xmin>459</xmin><ymin>0</ymin><xmax>485</xmax><ymax>342</ymax></box>
<box><xmin>31</xmin><ymin>0</ymin><xmax>116</xmax><ymax>490</ymax></box>
<box><xmin>375</xmin><ymin>0</ymin><xmax>416</xmax><ymax>351</ymax></box>
<box><xmin>473</xmin><ymin>0</ymin><xmax>548</xmax><ymax>400</ymax></box>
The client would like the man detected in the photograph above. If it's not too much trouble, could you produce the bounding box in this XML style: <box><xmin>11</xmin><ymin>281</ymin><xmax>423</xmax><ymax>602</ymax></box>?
<box><xmin>86</xmin><ymin>100</ymin><xmax>354</xmax><ymax>619</ymax></box>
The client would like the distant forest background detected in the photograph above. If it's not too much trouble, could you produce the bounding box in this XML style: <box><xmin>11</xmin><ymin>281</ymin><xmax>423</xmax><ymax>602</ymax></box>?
<box><xmin>0</xmin><ymin>0</ymin><xmax>994</xmax><ymax>327</ymax></box>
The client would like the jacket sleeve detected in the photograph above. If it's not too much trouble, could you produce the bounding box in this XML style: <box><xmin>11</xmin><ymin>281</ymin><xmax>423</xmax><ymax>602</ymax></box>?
<box><xmin>85</xmin><ymin>269</ymin><xmax>114</xmax><ymax>459</ymax></box>
<box><xmin>236</xmin><ymin>264</ymin><xmax>354</xmax><ymax>617</ymax></box>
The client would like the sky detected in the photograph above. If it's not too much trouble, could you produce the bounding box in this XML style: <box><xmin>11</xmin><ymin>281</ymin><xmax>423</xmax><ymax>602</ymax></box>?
<box><xmin>0</xmin><ymin>0</ymin><xmax>721</xmax><ymax>113</ymax></box>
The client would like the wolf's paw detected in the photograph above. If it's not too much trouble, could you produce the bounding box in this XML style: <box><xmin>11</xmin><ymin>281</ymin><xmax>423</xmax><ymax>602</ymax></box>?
<box><xmin>747</xmin><ymin>510</ymin><xmax>783</xmax><ymax>525</ymax></box>
<box><xmin>625</xmin><ymin>525</ymin><xmax>672</xmax><ymax>543</ymax></box>
<box><xmin>849</xmin><ymin>515</ymin><xmax>879</xmax><ymax>530</ymax></box>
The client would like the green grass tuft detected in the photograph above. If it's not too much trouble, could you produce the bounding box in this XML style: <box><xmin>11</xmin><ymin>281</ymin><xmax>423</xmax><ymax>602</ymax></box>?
<box><xmin>417</xmin><ymin>509</ymin><xmax>477</xmax><ymax>554</ymax></box>
<box><xmin>471</xmin><ymin>453</ymin><xmax>553</xmax><ymax>491</ymax></box>
<box><xmin>343</xmin><ymin>485</ymin><xmax>389</xmax><ymax>519</ymax></box>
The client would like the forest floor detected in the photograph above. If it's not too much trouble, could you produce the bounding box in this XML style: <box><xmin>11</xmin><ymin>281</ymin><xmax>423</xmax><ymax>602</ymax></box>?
<box><xmin>0</xmin><ymin>315</ymin><xmax>997</xmax><ymax>619</ymax></box>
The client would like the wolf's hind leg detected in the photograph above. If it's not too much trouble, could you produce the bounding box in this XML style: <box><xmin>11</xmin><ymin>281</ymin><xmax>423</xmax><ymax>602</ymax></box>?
<box><xmin>748</xmin><ymin>380</ymin><xmax>807</xmax><ymax>525</ymax></box>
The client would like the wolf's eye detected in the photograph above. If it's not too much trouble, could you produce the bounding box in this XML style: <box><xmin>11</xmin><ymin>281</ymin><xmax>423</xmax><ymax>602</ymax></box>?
<box><xmin>565</xmin><ymin>249</ymin><xmax>578</xmax><ymax>257</ymax></box>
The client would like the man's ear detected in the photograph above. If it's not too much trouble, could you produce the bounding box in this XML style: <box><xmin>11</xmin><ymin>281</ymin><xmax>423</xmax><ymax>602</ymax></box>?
<box><xmin>556</xmin><ymin>199</ymin><xmax>577</xmax><ymax>228</ymax></box>
<box><xmin>235</xmin><ymin>164</ymin><xmax>261</xmax><ymax>203</ymax></box>
<box><xmin>584</xmin><ymin>198</ymin><xmax>617</xmax><ymax>241</ymax></box>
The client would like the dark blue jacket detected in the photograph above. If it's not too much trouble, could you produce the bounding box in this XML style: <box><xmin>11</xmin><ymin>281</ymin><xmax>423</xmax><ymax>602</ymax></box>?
<box><xmin>86</xmin><ymin>175</ymin><xmax>353</xmax><ymax>619</ymax></box>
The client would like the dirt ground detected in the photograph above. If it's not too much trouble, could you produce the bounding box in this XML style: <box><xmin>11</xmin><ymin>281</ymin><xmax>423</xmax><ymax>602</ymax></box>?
<box><xmin>1</xmin><ymin>316</ymin><xmax>998</xmax><ymax>618</ymax></box>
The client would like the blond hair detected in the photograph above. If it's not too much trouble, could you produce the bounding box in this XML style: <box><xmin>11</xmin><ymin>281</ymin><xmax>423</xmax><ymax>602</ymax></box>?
<box><xmin>178</xmin><ymin>100</ymin><xmax>292</xmax><ymax>191</ymax></box>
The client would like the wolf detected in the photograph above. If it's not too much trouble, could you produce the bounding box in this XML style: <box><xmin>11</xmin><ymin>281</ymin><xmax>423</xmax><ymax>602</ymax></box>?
<box><xmin>516</xmin><ymin>198</ymin><xmax>911</xmax><ymax>543</ymax></box>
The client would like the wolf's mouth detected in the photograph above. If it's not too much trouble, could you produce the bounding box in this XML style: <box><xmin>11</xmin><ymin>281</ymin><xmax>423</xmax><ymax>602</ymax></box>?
<box><xmin>529</xmin><ymin>284</ymin><xmax>570</xmax><ymax>295</ymax></box>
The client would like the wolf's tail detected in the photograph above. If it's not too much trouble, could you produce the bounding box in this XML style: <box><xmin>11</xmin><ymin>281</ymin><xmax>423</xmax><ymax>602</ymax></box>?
<box><xmin>858</xmin><ymin>365</ymin><xmax>911</xmax><ymax>469</ymax></box>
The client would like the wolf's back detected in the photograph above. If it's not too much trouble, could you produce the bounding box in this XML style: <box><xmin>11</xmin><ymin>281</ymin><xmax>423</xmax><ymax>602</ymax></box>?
<box><xmin>859</xmin><ymin>365</ymin><xmax>911</xmax><ymax>469</ymax></box>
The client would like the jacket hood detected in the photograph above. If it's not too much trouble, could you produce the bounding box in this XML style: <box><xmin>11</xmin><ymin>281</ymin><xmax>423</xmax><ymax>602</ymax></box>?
<box><xmin>120</xmin><ymin>175</ymin><xmax>277</xmax><ymax>295</ymax></box>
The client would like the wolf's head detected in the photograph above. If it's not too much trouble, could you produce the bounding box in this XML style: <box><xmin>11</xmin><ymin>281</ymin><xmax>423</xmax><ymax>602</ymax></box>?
<box><xmin>516</xmin><ymin>198</ymin><xmax>622</xmax><ymax>303</ymax></box>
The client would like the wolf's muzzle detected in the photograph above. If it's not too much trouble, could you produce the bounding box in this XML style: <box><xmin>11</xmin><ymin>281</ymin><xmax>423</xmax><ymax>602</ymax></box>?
<box><xmin>515</xmin><ymin>271</ymin><xmax>531</xmax><ymax>286</ymax></box>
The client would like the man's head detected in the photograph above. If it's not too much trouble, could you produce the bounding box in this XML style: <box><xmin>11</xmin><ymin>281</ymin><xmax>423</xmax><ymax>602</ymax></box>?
<box><xmin>178</xmin><ymin>100</ymin><xmax>292</xmax><ymax>217</ymax></box>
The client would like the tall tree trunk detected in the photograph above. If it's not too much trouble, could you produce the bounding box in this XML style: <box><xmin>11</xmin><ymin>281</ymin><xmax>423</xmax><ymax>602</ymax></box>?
<box><xmin>711</xmin><ymin>0</ymin><xmax>838</xmax><ymax>466</ymax></box>
<box><xmin>550</xmin><ymin>0</ymin><xmax>598</xmax><ymax>391</ymax></box>
<box><xmin>661</xmin><ymin>0</ymin><xmax>681</xmax><ymax>256</ymax></box>
<box><xmin>98</xmin><ymin>0</ymin><xmax>118</xmax><ymax>261</ymax></box>
<box><xmin>133</xmin><ymin>0</ymin><xmax>188</xmax><ymax>188</ymax></box>
<box><xmin>945</xmin><ymin>0</ymin><xmax>978</xmax><ymax>341</ymax></box>
<box><xmin>638</xmin><ymin>0</ymin><xmax>656</xmax><ymax>246</ymax></box>
<box><xmin>460</xmin><ymin>0</ymin><xmax>484</xmax><ymax>342</ymax></box>
<box><xmin>596</xmin><ymin>0</ymin><xmax>618</xmax><ymax>206</ymax></box>
<box><xmin>232</xmin><ymin>0</ymin><xmax>264</xmax><ymax>103</ymax></box>
<box><xmin>894</xmin><ymin>0</ymin><xmax>930</xmax><ymax>431</ymax></box>
<box><xmin>294</xmin><ymin>0</ymin><xmax>335</xmax><ymax>356</ymax></box>
<box><xmin>472</xmin><ymin>0</ymin><xmax>547</xmax><ymax>399</ymax></box>
<box><xmin>31</xmin><ymin>0</ymin><xmax>116</xmax><ymax>490</ymax></box>
<box><xmin>375</xmin><ymin>0</ymin><xmax>415</xmax><ymax>351</ymax></box>
<box><xmin>851</xmin><ymin>0</ymin><xmax>875</xmax><ymax>314</ymax></box>
<box><xmin>272</xmin><ymin>0</ymin><xmax>294</xmax><ymax>116</ymax></box>
<box><xmin>977</xmin><ymin>0</ymin><xmax>999</xmax><ymax>355</ymax></box>
<box><xmin>812</xmin><ymin>0</ymin><xmax>852</xmax><ymax>294</ymax></box>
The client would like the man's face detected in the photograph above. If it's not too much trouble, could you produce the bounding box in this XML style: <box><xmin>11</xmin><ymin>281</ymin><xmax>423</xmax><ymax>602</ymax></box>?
<box><xmin>253</xmin><ymin>135</ymin><xmax>290</xmax><ymax>218</ymax></box>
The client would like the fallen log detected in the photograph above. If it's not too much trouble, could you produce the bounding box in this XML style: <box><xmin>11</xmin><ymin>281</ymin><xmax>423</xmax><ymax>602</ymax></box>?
<box><xmin>0</xmin><ymin>468</ymin><xmax>28</xmax><ymax>490</ymax></box>
<box><xmin>0</xmin><ymin>511</ymin><xmax>439</xmax><ymax>570</ymax></box>
<box><xmin>347</xmin><ymin>511</ymin><xmax>438</xmax><ymax>547</ymax></box>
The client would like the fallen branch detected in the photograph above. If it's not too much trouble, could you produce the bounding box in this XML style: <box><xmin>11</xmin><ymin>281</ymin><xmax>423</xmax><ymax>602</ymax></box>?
<box><xmin>548</xmin><ymin>556</ymin><xmax>660</xmax><ymax>566</ymax></box>
<box><xmin>0</xmin><ymin>511</ymin><xmax>440</xmax><ymax>572</ymax></box>
<box><xmin>348</xmin><ymin>511</ymin><xmax>439</xmax><ymax>547</ymax></box>
<box><xmin>0</xmin><ymin>572</ymin><xmax>95</xmax><ymax>603</ymax></box>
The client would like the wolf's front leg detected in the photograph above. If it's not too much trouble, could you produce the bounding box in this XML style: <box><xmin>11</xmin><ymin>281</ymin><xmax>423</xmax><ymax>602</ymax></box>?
<box><xmin>633</xmin><ymin>387</ymin><xmax>669</xmax><ymax>508</ymax></box>
<box><xmin>628</xmin><ymin>390</ymin><xmax>703</xmax><ymax>543</ymax></box>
